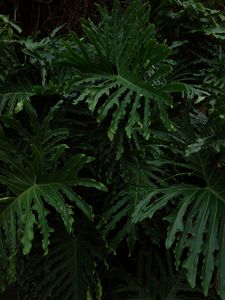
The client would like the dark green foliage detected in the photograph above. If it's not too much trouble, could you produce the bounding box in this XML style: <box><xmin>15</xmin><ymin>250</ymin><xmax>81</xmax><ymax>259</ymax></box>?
<box><xmin>0</xmin><ymin>1</ymin><xmax>225</xmax><ymax>299</ymax></box>
<box><xmin>109</xmin><ymin>248</ymin><xmax>205</xmax><ymax>300</ymax></box>
<box><xmin>0</xmin><ymin>101</ymin><xmax>106</xmax><ymax>292</ymax></box>
<box><xmin>17</xmin><ymin>221</ymin><xmax>105</xmax><ymax>300</ymax></box>
<box><xmin>57</xmin><ymin>0</ymin><xmax>184</xmax><ymax>140</ymax></box>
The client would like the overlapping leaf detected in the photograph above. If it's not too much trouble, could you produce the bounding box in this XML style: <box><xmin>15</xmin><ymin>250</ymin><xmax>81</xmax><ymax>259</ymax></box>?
<box><xmin>57</xmin><ymin>0</ymin><xmax>184</xmax><ymax>140</ymax></box>
<box><xmin>98</xmin><ymin>160</ymin><xmax>165</xmax><ymax>252</ymax></box>
<box><xmin>17</xmin><ymin>223</ymin><xmax>104</xmax><ymax>300</ymax></box>
<box><xmin>0</xmin><ymin>102</ymin><xmax>106</xmax><ymax>261</ymax></box>
<box><xmin>132</xmin><ymin>151</ymin><xmax>225</xmax><ymax>298</ymax></box>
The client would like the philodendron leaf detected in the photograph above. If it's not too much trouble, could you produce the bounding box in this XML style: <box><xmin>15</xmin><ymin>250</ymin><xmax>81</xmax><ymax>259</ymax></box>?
<box><xmin>0</xmin><ymin>103</ymin><xmax>107</xmax><ymax>260</ymax></box>
<box><xmin>58</xmin><ymin>0</ymin><xmax>185</xmax><ymax>140</ymax></box>
<box><xmin>132</xmin><ymin>159</ymin><xmax>225</xmax><ymax>298</ymax></box>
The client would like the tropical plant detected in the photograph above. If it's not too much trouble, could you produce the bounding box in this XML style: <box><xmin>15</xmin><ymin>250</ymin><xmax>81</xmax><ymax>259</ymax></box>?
<box><xmin>1</xmin><ymin>0</ymin><xmax>225</xmax><ymax>299</ymax></box>
<box><xmin>17</xmin><ymin>219</ymin><xmax>105</xmax><ymax>300</ymax></box>
<box><xmin>132</xmin><ymin>148</ymin><xmax>225</xmax><ymax>297</ymax></box>
<box><xmin>0</xmin><ymin>100</ymin><xmax>106</xmax><ymax>292</ymax></box>
<box><xmin>56</xmin><ymin>0</ymin><xmax>184</xmax><ymax>140</ymax></box>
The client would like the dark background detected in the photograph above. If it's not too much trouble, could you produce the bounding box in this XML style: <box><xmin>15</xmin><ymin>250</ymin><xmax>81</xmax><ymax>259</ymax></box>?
<box><xmin>0</xmin><ymin>0</ymin><xmax>114</xmax><ymax>36</ymax></box>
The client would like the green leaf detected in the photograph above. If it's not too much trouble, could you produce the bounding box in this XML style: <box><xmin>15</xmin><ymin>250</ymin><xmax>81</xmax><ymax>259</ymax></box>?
<box><xmin>0</xmin><ymin>104</ymin><xmax>106</xmax><ymax>259</ymax></box>
<box><xmin>18</xmin><ymin>222</ymin><xmax>105</xmax><ymax>300</ymax></box>
<box><xmin>57</xmin><ymin>0</ymin><xmax>184</xmax><ymax>139</ymax></box>
<box><xmin>132</xmin><ymin>152</ymin><xmax>225</xmax><ymax>297</ymax></box>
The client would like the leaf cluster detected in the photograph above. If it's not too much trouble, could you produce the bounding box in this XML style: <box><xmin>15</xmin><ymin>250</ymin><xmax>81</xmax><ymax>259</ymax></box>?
<box><xmin>1</xmin><ymin>1</ymin><xmax>225</xmax><ymax>299</ymax></box>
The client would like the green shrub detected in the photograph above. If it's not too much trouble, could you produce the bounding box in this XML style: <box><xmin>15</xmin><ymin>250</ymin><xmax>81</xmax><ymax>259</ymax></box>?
<box><xmin>0</xmin><ymin>1</ymin><xmax>225</xmax><ymax>299</ymax></box>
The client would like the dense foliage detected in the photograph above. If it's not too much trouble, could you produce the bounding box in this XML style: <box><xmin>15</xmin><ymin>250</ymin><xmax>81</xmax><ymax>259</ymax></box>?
<box><xmin>1</xmin><ymin>0</ymin><xmax>225</xmax><ymax>299</ymax></box>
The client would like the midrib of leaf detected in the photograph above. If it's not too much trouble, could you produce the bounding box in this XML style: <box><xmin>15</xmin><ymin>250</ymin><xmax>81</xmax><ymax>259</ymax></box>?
<box><xmin>117</xmin><ymin>75</ymin><xmax>151</xmax><ymax>97</ymax></box>
<box><xmin>0</xmin><ymin>182</ymin><xmax>63</xmax><ymax>217</ymax></box>
<box><xmin>0</xmin><ymin>185</ymin><xmax>35</xmax><ymax>217</ymax></box>
<box><xmin>209</xmin><ymin>188</ymin><xmax>225</xmax><ymax>205</ymax></box>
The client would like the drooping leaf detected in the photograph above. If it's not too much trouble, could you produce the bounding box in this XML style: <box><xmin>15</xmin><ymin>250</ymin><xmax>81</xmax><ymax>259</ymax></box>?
<box><xmin>0</xmin><ymin>102</ymin><xmax>106</xmax><ymax>261</ymax></box>
<box><xmin>133</xmin><ymin>151</ymin><xmax>225</xmax><ymax>297</ymax></box>
<box><xmin>57</xmin><ymin>0</ymin><xmax>184</xmax><ymax>140</ymax></box>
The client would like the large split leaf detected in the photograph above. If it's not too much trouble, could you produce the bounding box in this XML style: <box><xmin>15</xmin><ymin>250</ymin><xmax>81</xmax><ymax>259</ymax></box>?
<box><xmin>132</xmin><ymin>152</ymin><xmax>225</xmax><ymax>298</ymax></box>
<box><xmin>0</xmin><ymin>102</ymin><xmax>106</xmax><ymax>260</ymax></box>
<box><xmin>58</xmin><ymin>0</ymin><xmax>184</xmax><ymax>140</ymax></box>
